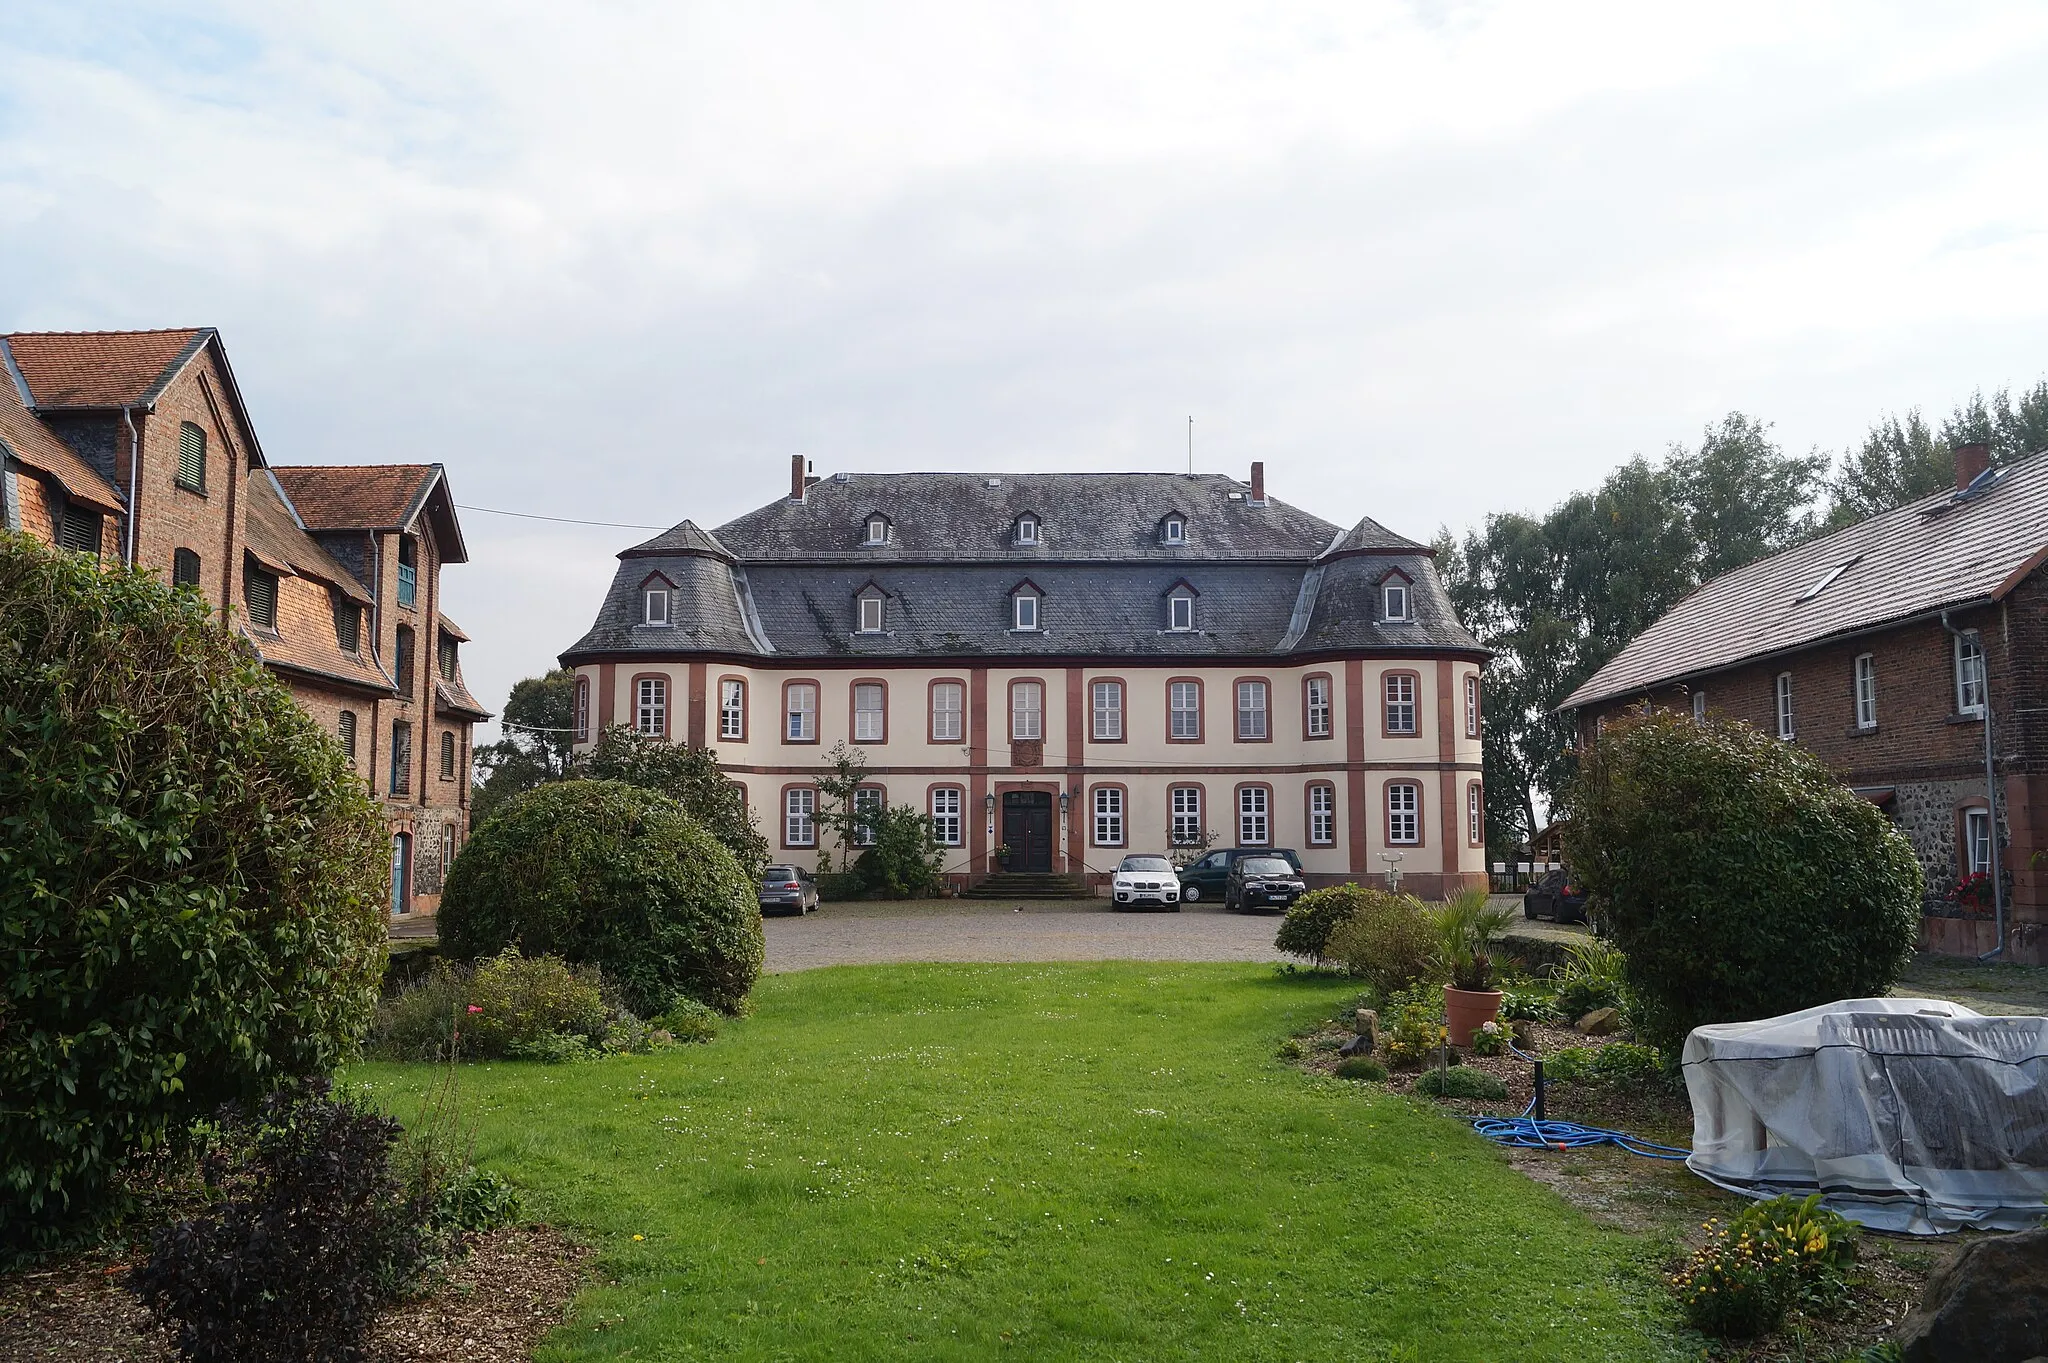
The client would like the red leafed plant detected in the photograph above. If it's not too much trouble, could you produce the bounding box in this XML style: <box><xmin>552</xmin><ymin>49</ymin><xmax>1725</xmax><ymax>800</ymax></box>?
<box><xmin>1948</xmin><ymin>872</ymin><xmax>1994</xmax><ymax>914</ymax></box>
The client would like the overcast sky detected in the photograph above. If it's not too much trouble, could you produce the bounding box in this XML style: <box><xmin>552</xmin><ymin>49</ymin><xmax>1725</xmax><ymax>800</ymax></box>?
<box><xmin>6</xmin><ymin>1</ymin><xmax>2048</xmax><ymax>736</ymax></box>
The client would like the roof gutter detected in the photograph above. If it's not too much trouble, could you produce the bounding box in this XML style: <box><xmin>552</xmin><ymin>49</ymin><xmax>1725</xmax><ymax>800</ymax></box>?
<box><xmin>1942</xmin><ymin>609</ymin><xmax>2006</xmax><ymax>961</ymax></box>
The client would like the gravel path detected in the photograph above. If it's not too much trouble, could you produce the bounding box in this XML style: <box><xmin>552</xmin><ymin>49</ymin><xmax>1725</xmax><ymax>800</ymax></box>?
<box><xmin>761</xmin><ymin>899</ymin><xmax>1289</xmax><ymax>972</ymax></box>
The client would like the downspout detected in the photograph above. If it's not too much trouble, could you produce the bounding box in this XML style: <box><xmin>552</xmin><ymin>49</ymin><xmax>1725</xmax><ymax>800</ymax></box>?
<box><xmin>122</xmin><ymin>407</ymin><xmax>140</xmax><ymax>564</ymax></box>
<box><xmin>1942</xmin><ymin>610</ymin><xmax>2005</xmax><ymax>959</ymax></box>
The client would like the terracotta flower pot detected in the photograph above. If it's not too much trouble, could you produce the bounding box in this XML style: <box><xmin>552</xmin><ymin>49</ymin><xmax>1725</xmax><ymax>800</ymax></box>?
<box><xmin>1444</xmin><ymin>985</ymin><xmax>1504</xmax><ymax>1049</ymax></box>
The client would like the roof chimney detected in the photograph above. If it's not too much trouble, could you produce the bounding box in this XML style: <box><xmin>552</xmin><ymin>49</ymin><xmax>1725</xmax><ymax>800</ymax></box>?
<box><xmin>790</xmin><ymin>453</ymin><xmax>809</xmax><ymax>502</ymax></box>
<box><xmin>1248</xmin><ymin>461</ymin><xmax>1266</xmax><ymax>505</ymax></box>
<box><xmin>1954</xmin><ymin>441</ymin><xmax>1992</xmax><ymax>491</ymax></box>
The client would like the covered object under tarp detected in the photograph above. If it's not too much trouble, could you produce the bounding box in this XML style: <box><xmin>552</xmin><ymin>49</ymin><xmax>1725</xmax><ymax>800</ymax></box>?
<box><xmin>1683</xmin><ymin>998</ymin><xmax>2048</xmax><ymax>1234</ymax></box>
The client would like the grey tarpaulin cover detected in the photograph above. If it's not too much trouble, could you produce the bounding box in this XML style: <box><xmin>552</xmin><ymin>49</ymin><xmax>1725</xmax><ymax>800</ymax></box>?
<box><xmin>1683</xmin><ymin>998</ymin><xmax>2048</xmax><ymax>1234</ymax></box>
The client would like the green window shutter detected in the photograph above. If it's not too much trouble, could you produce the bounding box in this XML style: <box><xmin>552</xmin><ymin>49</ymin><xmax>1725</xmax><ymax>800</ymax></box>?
<box><xmin>177</xmin><ymin>422</ymin><xmax>206</xmax><ymax>491</ymax></box>
<box><xmin>245</xmin><ymin>565</ymin><xmax>277</xmax><ymax>629</ymax></box>
<box><xmin>60</xmin><ymin>506</ymin><xmax>102</xmax><ymax>556</ymax></box>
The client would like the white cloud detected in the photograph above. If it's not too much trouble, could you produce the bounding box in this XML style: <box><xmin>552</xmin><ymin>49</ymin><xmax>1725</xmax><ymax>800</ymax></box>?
<box><xmin>5</xmin><ymin>0</ymin><xmax>2048</xmax><ymax>731</ymax></box>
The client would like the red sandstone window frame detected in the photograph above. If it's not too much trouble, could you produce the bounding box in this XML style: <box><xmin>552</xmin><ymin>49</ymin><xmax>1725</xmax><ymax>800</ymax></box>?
<box><xmin>1166</xmin><ymin>676</ymin><xmax>1204</xmax><ymax>743</ymax></box>
<box><xmin>1009</xmin><ymin>677</ymin><xmax>1046</xmax><ymax>741</ymax></box>
<box><xmin>851</xmin><ymin>783</ymin><xmax>887</xmax><ymax>847</ymax></box>
<box><xmin>928</xmin><ymin>678</ymin><xmax>967</xmax><ymax>744</ymax></box>
<box><xmin>1382</xmin><ymin>670</ymin><xmax>1421</xmax><ymax>738</ymax></box>
<box><xmin>717</xmin><ymin>675</ymin><xmax>748</xmax><ymax>742</ymax></box>
<box><xmin>928</xmin><ymin>784</ymin><xmax>966</xmax><ymax>846</ymax></box>
<box><xmin>1168</xmin><ymin>783</ymin><xmax>1206</xmax><ymax>849</ymax></box>
<box><xmin>1302</xmin><ymin>672</ymin><xmax>1334</xmax><ymax>741</ymax></box>
<box><xmin>1305</xmin><ymin>782</ymin><xmax>1337</xmax><ymax>847</ymax></box>
<box><xmin>1233</xmin><ymin>676</ymin><xmax>1272</xmax><ymax>743</ymax></box>
<box><xmin>1089</xmin><ymin>782</ymin><xmax>1129</xmax><ymax>848</ymax></box>
<box><xmin>573</xmin><ymin>676</ymin><xmax>591</xmax><ymax>743</ymax></box>
<box><xmin>1384</xmin><ymin>779</ymin><xmax>1423</xmax><ymax>846</ymax></box>
<box><xmin>630</xmin><ymin>672</ymin><xmax>670</xmax><ymax>739</ymax></box>
<box><xmin>1089</xmin><ymin>676</ymin><xmax>1128</xmax><ymax>743</ymax></box>
<box><xmin>1467</xmin><ymin>781</ymin><xmax>1484</xmax><ymax>847</ymax></box>
<box><xmin>850</xmin><ymin>678</ymin><xmax>889</xmax><ymax>745</ymax></box>
<box><xmin>781</xmin><ymin>784</ymin><xmax>818</xmax><ymax>848</ymax></box>
<box><xmin>1464</xmin><ymin>673</ymin><xmax>1481</xmax><ymax>739</ymax></box>
<box><xmin>1234</xmin><ymin>782</ymin><xmax>1273</xmax><ymax>847</ymax></box>
<box><xmin>783</xmin><ymin>679</ymin><xmax>821</xmax><ymax>744</ymax></box>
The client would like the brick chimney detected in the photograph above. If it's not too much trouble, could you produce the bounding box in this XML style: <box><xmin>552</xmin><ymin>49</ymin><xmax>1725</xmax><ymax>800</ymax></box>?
<box><xmin>790</xmin><ymin>453</ymin><xmax>808</xmax><ymax>501</ymax></box>
<box><xmin>1249</xmin><ymin>461</ymin><xmax>1266</xmax><ymax>505</ymax></box>
<box><xmin>1954</xmin><ymin>441</ymin><xmax>1992</xmax><ymax>490</ymax></box>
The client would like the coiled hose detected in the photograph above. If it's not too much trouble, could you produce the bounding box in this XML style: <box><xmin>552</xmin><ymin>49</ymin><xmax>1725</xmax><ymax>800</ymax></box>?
<box><xmin>1465</xmin><ymin>1037</ymin><xmax>1692</xmax><ymax>1161</ymax></box>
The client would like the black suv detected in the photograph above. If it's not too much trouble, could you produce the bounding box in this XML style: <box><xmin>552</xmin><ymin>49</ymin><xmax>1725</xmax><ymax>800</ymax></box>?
<box><xmin>1178</xmin><ymin>847</ymin><xmax>1303</xmax><ymax>904</ymax></box>
<box><xmin>1224</xmin><ymin>854</ymin><xmax>1309</xmax><ymax>913</ymax></box>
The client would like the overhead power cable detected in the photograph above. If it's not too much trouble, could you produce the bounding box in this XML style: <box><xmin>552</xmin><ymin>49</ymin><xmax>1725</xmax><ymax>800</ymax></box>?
<box><xmin>455</xmin><ymin>503</ymin><xmax>668</xmax><ymax>531</ymax></box>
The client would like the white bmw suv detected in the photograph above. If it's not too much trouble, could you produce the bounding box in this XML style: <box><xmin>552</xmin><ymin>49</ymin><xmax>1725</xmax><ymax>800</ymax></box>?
<box><xmin>1110</xmin><ymin>855</ymin><xmax>1182</xmax><ymax>911</ymax></box>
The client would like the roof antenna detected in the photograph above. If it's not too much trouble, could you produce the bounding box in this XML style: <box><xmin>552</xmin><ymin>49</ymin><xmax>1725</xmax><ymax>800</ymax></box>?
<box><xmin>1187</xmin><ymin>415</ymin><xmax>1193</xmax><ymax>476</ymax></box>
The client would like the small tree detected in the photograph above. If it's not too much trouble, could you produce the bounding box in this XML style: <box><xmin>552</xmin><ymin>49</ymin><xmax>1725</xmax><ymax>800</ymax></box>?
<box><xmin>853</xmin><ymin>805</ymin><xmax>948</xmax><ymax>898</ymax></box>
<box><xmin>470</xmin><ymin>669</ymin><xmax>578</xmax><ymax>827</ymax></box>
<box><xmin>1</xmin><ymin>536</ymin><xmax>387</xmax><ymax>1242</ymax></box>
<box><xmin>438</xmin><ymin>779</ymin><xmax>762</xmax><ymax>1016</ymax></box>
<box><xmin>811</xmin><ymin>741</ymin><xmax>871</xmax><ymax>870</ymax></box>
<box><xmin>1563</xmin><ymin>708</ymin><xmax>1922</xmax><ymax>1053</ymax></box>
<box><xmin>574</xmin><ymin>725</ymin><xmax>770</xmax><ymax>880</ymax></box>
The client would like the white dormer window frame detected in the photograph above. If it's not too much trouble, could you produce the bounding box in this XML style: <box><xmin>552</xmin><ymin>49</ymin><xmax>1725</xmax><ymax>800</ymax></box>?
<box><xmin>1013</xmin><ymin>591</ymin><xmax>1040</xmax><ymax>631</ymax></box>
<box><xmin>1014</xmin><ymin>514</ymin><xmax>1040</xmax><ymax>546</ymax></box>
<box><xmin>857</xmin><ymin>593</ymin><xmax>885</xmax><ymax>634</ymax></box>
<box><xmin>1168</xmin><ymin>593</ymin><xmax>1195</xmax><ymax>632</ymax></box>
<box><xmin>643</xmin><ymin>586</ymin><xmax>671</xmax><ymax>626</ymax></box>
<box><xmin>864</xmin><ymin>515</ymin><xmax>891</xmax><ymax>546</ymax></box>
<box><xmin>1382</xmin><ymin>580</ymin><xmax>1410</xmax><ymax>622</ymax></box>
<box><xmin>1161</xmin><ymin>517</ymin><xmax>1185</xmax><ymax>545</ymax></box>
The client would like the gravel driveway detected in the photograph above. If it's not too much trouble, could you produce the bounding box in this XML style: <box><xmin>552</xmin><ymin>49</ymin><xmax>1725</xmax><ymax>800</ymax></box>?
<box><xmin>761</xmin><ymin>898</ymin><xmax>1289</xmax><ymax>972</ymax></box>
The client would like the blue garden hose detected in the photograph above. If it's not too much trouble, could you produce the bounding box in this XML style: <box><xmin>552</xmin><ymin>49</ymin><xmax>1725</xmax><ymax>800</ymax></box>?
<box><xmin>1465</xmin><ymin>1039</ymin><xmax>1692</xmax><ymax>1161</ymax></box>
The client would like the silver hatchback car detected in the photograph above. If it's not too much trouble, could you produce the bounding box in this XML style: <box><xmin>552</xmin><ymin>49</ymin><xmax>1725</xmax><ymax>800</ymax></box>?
<box><xmin>758</xmin><ymin>864</ymin><xmax>820</xmax><ymax>915</ymax></box>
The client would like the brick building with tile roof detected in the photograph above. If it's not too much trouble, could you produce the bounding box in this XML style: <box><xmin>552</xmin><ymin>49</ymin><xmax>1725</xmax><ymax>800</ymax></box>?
<box><xmin>562</xmin><ymin>456</ymin><xmax>1491</xmax><ymax>897</ymax></box>
<box><xmin>0</xmin><ymin>328</ymin><xmax>487</xmax><ymax>919</ymax></box>
<box><xmin>1563</xmin><ymin>442</ymin><xmax>2048</xmax><ymax>962</ymax></box>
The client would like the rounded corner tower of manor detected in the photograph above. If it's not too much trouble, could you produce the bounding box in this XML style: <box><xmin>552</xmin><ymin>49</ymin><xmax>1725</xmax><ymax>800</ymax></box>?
<box><xmin>559</xmin><ymin>457</ymin><xmax>1488</xmax><ymax>896</ymax></box>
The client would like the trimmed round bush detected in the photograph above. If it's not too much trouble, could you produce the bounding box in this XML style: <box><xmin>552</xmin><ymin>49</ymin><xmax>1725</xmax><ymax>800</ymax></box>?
<box><xmin>439</xmin><ymin>780</ymin><xmax>763</xmax><ymax>1017</ymax></box>
<box><xmin>1325</xmin><ymin>891</ymin><xmax>1437</xmax><ymax>997</ymax></box>
<box><xmin>1275</xmin><ymin>884</ymin><xmax>1373</xmax><ymax>963</ymax></box>
<box><xmin>1564</xmin><ymin>708</ymin><xmax>1923</xmax><ymax>1053</ymax></box>
<box><xmin>1</xmin><ymin>537</ymin><xmax>387</xmax><ymax>1239</ymax></box>
<box><xmin>1334</xmin><ymin>1056</ymin><xmax>1388</xmax><ymax>1082</ymax></box>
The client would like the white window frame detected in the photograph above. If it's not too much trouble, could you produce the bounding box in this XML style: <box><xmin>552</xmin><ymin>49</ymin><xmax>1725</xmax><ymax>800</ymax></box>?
<box><xmin>858</xmin><ymin>595</ymin><xmax>884</xmax><ymax>633</ymax></box>
<box><xmin>1385</xmin><ymin>673</ymin><xmax>1417</xmax><ymax>735</ymax></box>
<box><xmin>636</xmin><ymin>677</ymin><xmax>667</xmax><ymax>737</ymax></box>
<box><xmin>1464</xmin><ymin>674</ymin><xmax>1480</xmax><ymax>738</ymax></box>
<box><xmin>853</xmin><ymin>683</ymin><xmax>886</xmax><ymax>743</ymax></box>
<box><xmin>644</xmin><ymin>587</ymin><xmax>670</xmax><ymax>626</ymax></box>
<box><xmin>1691</xmin><ymin>689</ymin><xmax>1707</xmax><ymax>721</ymax></box>
<box><xmin>786</xmin><ymin>682</ymin><xmax>817</xmax><ymax>742</ymax></box>
<box><xmin>1383</xmin><ymin>581</ymin><xmax>1410</xmax><ymax>621</ymax></box>
<box><xmin>1091</xmin><ymin>680</ymin><xmax>1123</xmax><ymax>741</ymax></box>
<box><xmin>931</xmin><ymin>682</ymin><xmax>963</xmax><ymax>742</ymax></box>
<box><xmin>1305</xmin><ymin>675</ymin><xmax>1332</xmax><ymax>738</ymax></box>
<box><xmin>1310</xmin><ymin>784</ymin><xmax>1335</xmax><ymax>846</ymax></box>
<box><xmin>1169</xmin><ymin>680</ymin><xmax>1201</xmax><ymax>740</ymax></box>
<box><xmin>1162</xmin><ymin>518</ymin><xmax>1184</xmax><ymax>545</ymax></box>
<box><xmin>719</xmin><ymin>679</ymin><xmax>745</xmax><ymax>739</ymax></box>
<box><xmin>1387</xmin><ymin>782</ymin><xmax>1420</xmax><ymax>845</ymax></box>
<box><xmin>1013</xmin><ymin>593</ymin><xmax>1040</xmax><ymax>631</ymax></box>
<box><xmin>1015</xmin><ymin>515</ymin><xmax>1039</xmax><ymax>545</ymax></box>
<box><xmin>1854</xmin><ymin>654</ymin><xmax>1877</xmax><ymax>730</ymax></box>
<box><xmin>1467</xmin><ymin>783</ymin><xmax>1483</xmax><ymax>845</ymax></box>
<box><xmin>931</xmin><ymin>787</ymin><xmax>963</xmax><ymax>846</ymax></box>
<box><xmin>865</xmin><ymin>516</ymin><xmax>890</xmax><ymax>546</ymax></box>
<box><xmin>1236</xmin><ymin>680</ymin><xmax>1268</xmax><ymax>740</ymax></box>
<box><xmin>1965</xmin><ymin>807</ymin><xmax>1993</xmax><ymax>874</ymax></box>
<box><xmin>1011</xmin><ymin>681</ymin><xmax>1043</xmax><ymax>741</ymax></box>
<box><xmin>1237</xmin><ymin>786</ymin><xmax>1270</xmax><ymax>846</ymax></box>
<box><xmin>785</xmin><ymin>787</ymin><xmax>816</xmax><ymax>846</ymax></box>
<box><xmin>1170</xmin><ymin>787</ymin><xmax>1202</xmax><ymax>846</ymax></box>
<box><xmin>574</xmin><ymin>678</ymin><xmax>590</xmax><ymax>742</ymax></box>
<box><xmin>852</xmin><ymin>786</ymin><xmax>882</xmax><ymax>846</ymax></box>
<box><xmin>1955</xmin><ymin>633</ymin><xmax>1986</xmax><ymax>716</ymax></box>
<box><xmin>1775</xmin><ymin>672</ymin><xmax>1795</xmax><ymax>740</ymax></box>
<box><xmin>1168</xmin><ymin>594</ymin><xmax>1195</xmax><ymax>631</ymax></box>
<box><xmin>1093</xmin><ymin>787</ymin><xmax>1125</xmax><ymax>847</ymax></box>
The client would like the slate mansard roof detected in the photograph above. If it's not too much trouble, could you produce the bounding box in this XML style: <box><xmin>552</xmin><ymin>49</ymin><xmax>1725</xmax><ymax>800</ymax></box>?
<box><xmin>562</xmin><ymin>471</ymin><xmax>1480</xmax><ymax>664</ymax></box>
<box><xmin>1561</xmin><ymin>450</ymin><xmax>2048</xmax><ymax>711</ymax></box>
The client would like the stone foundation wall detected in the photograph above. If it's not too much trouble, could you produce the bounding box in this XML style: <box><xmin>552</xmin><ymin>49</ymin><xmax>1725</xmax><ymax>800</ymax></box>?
<box><xmin>1891</xmin><ymin>778</ymin><xmax>1990</xmax><ymax>906</ymax></box>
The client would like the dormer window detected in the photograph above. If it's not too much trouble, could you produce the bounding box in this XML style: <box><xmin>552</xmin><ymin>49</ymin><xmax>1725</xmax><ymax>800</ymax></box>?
<box><xmin>644</xmin><ymin>585</ymin><xmax>671</xmax><ymax>626</ymax></box>
<box><xmin>1011</xmin><ymin>583</ymin><xmax>1042</xmax><ymax>631</ymax></box>
<box><xmin>1160</xmin><ymin>516</ymin><xmax>1185</xmax><ymax>546</ymax></box>
<box><xmin>1381</xmin><ymin>575</ymin><xmax>1411</xmax><ymax>622</ymax></box>
<box><xmin>864</xmin><ymin>514</ymin><xmax>891</xmax><ymax>546</ymax></box>
<box><xmin>1014</xmin><ymin>514</ymin><xmax>1040</xmax><ymax>546</ymax></box>
<box><xmin>1165</xmin><ymin>580</ymin><xmax>1199</xmax><ymax>632</ymax></box>
<box><xmin>858</xmin><ymin>592</ymin><xmax>885</xmax><ymax>634</ymax></box>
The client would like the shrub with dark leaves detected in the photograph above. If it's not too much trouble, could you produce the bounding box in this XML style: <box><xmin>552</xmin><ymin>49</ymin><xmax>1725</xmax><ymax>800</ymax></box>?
<box><xmin>129</xmin><ymin>1081</ymin><xmax>426</xmax><ymax>1363</ymax></box>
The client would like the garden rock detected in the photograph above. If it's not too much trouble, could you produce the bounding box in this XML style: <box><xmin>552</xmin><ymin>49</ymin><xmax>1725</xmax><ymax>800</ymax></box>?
<box><xmin>1576</xmin><ymin>1007</ymin><xmax>1620</xmax><ymax>1036</ymax></box>
<box><xmin>1894</xmin><ymin>1227</ymin><xmax>2048</xmax><ymax>1363</ymax></box>
<box><xmin>1338</xmin><ymin>1033</ymin><xmax>1373</xmax><ymax>1057</ymax></box>
<box><xmin>1510</xmin><ymin>1019</ymin><xmax>1536</xmax><ymax>1048</ymax></box>
<box><xmin>1355</xmin><ymin>1009</ymin><xmax>1379</xmax><ymax>1045</ymax></box>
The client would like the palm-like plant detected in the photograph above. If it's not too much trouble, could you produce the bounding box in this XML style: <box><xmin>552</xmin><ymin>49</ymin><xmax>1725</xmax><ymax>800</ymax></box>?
<box><xmin>1432</xmin><ymin>887</ymin><xmax>1518</xmax><ymax>992</ymax></box>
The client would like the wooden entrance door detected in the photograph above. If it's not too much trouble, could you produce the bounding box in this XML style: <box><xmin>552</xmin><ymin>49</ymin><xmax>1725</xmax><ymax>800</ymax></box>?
<box><xmin>1001</xmin><ymin>791</ymin><xmax>1054</xmax><ymax>872</ymax></box>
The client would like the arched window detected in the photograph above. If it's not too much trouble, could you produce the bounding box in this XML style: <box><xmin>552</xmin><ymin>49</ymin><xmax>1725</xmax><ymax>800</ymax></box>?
<box><xmin>440</xmin><ymin>730</ymin><xmax>457</xmax><ymax>779</ymax></box>
<box><xmin>574</xmin><ymin>676</ymin><xmax>591</xmax><ymax>742</ymax></box>
<box><xmin>176</xmin><ymin>421</ymin><xmax>206</xmax><ymax>492</ymax></box>
<box><xmin>394</xmin><ymin>625</ymin><xmax>415</xmax><ymax>690</ymax></box>
<box><xmin>338</xmin><ymin>710</ymin><xmax>357</xmax><ymax>764</ymax></box>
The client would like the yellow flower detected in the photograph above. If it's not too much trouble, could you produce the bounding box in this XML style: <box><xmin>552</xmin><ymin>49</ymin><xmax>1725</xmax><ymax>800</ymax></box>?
<box><xmin>633</xmin><ymin>1234</ymin><xmax>645</xmax><ymax>1241</ymax></box>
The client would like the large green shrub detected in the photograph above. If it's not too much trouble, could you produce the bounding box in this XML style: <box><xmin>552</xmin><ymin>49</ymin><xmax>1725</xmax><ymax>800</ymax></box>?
<box><xmin>574</xmin><ymin>725</ymin><xmax>771</xmax><ymax>879</ymax></box>
<box><xmin>438</xmin><ymin>780</ymin><xmax>762</xmax><ymax>1016</ymax></box>
<box><xmin>1563</xmin><ymin>708</ymin><xmax>1922</xmax><ymax>1053</ymax></box>
<box><xmin>1274</xmin><ymin>884</ymin><xmax>1372</xmax><ymax>963</ymax></box>
<box><xmin>1324</xmin><ymin>891</ymin><xmax>1438</xmax><ymax>996</ymax></box>
<box><xmin>852</xmin><ymin>804</ymin><xmax>948</xmax><ymax>898</ymax></box>
<box><xmin>0</xmin><ymin>537</ymin><xmax>387</xmax><ymax>1241</ymax></box>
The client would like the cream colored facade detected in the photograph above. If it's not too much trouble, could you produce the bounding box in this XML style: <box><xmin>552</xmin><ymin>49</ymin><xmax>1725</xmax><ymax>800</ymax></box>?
<box><xmin>572</xmin><ymin>655</ymin><xmax>1486</xmax><ymax>894</ymax></box>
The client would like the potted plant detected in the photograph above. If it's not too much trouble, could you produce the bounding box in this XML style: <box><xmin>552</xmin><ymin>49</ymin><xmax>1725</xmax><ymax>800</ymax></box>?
<box><xmin>992</xmin><ymin>843</ymin><xmax>1013</xmax><ymax>870</ymax></box>
<box><xmin>1433</xmin><ymin>887</ymin><xmax>1517</xmax><ymax>1048</ymax></box>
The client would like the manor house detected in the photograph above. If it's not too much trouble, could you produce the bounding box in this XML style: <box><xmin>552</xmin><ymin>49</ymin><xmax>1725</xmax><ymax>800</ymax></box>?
<box><xmin>561</xmin><ymin>456</ymin><xmax>1488</xmax><ymax>895</ymax></box>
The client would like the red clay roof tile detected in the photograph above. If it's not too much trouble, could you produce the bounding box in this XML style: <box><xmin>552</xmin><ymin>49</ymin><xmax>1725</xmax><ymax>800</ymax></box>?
<box><xmin>272</xmin><ymin>464</ymin><xmax>439</xmax><ymax>531</ymax></box>
<box><xmin>5</xmin><ymin>329</ymin><xmax>210</xmax><ymax>409</ymax></box>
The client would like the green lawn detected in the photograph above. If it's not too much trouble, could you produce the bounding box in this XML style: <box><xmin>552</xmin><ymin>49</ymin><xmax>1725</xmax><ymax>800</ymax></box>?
<box><xmin>354</xmin><ymin>963</ymin><xmax>1682</xmax><ymax>1361</ymax></box>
